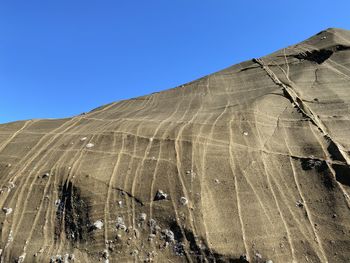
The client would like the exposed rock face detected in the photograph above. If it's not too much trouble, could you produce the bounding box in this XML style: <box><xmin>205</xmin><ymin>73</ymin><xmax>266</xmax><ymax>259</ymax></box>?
<box><xmin>0</xmin><ymin>28</ymin><xmax>350</xmax><ymax>262</ymax></box>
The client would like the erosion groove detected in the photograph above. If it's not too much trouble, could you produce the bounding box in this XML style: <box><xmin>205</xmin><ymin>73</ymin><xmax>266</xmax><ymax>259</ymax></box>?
<box><xmin>0</xmin><ymin>27</ymin><xmax>350</xmax><ymax>262</ymax></box>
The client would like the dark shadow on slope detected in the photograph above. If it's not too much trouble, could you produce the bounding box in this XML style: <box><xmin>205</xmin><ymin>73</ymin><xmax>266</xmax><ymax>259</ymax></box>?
<box><xmin>326</xmin><ymin>139</ymin><xmax>346</xmax><ymax>162</ymax></box>
<box><xmin>55</xmin><ymin>179</ymin><xmax>93</xmax><ymax>244</ymax></box>
<box><xmin>300</xmin><ymin>158</ymin><xmax>327</xmax><ymax>172</ymax></box>
<box><xmin>332</xmin><ymin>164</ymin><xmax>350</xmax><ymax>187</ymax></box>
<box><xmin>293</xmin><ymin>155</ymin><xmax>337</xmax><ymax>191</ymax></box>
<box><xmin>168</xmin><ymin>220</ymin><xmax>252</xmax><ymax>262</ymax></box>
<box><xmin>292</xmin><ymin>45</ymin><xmax>350</xmax><ymax>64</ymax></box>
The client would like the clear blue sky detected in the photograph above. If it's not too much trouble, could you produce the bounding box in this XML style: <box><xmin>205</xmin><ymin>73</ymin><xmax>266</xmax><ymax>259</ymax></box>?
<box><xmin>1</xmin><ymin>1</ymin><xmax>349</xmax><ymax>124</ymax></box>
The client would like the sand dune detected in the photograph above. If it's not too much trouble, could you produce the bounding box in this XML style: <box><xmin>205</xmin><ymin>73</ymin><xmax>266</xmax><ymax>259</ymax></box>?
<box><xmin>0</xmin><ymin>28</ymin><xmax>349</xmax><ymax>262</ymax></box>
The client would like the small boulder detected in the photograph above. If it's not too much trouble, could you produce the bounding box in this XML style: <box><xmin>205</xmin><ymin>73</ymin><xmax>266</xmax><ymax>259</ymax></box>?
<box><xmin>296</xmin><ymin>200</ymin><xmax>304</xmax><ymax>208</ymax></box>
<box><xmin>2</xmin><ymin>207</ymin><xmax>12</xmax><ymax>215</ymax></box>
<box><xmin>180</xmin><ymin>197</ymin><xmax>188</xmax><ymax>206</ymax></box>
<box><xmin>139</xmin><ymin>213</ymin><xmax>147</xmax><ymax>222</ymax></box>
<box><xmin>116</xmin><ymin>216</ymin><xmax>127</xmax><ymax>230</ymax></box>
<box><xmin>93</xmin><ymin>220</ymin><xmax>104</xmax><ymax>230</ymax></box>
<box><xmin>161</xmin><ymin>229</ymin><xmax>175</xmax><ymax>243</ymax></box>
<box><xmin>154</xmin><ymin>190</ymin><xmax>168</xmax><ymax>201</ymax></box>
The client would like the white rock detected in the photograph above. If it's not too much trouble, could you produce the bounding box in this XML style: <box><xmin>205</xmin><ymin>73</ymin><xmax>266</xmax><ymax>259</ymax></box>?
<box><xmin>149</xmin><ymin>137</ymin><xmax>154</xmax><ymax>142</ymax></box>
<box><xmin>80</xmin><ymin>137</ymin><xmax>87</xmax><ymax>141</ymax></box>
<box><xmin>63</xmin><ymin>254</ymin><xmax>70</xmax><ymax>263</ymax></box>
<box><xmin>94</xmin><ymin>220</ymin><xmax>103</xmax><ymax>230</ymax></box>
<box><xmin>243</xmin><ymin>131</ymin><xmax>248</xmax><ymax>136</ymax></box>
<box><xmin>103</xmin><ymin>249</ymin><xmax>109</xmax><ymax>262</ymax></box>
<box><xmin>8</xmin><ymin>230</ymin><xmax>13</xmax><ymax>243</ymax></box>
<box><xmin>86</xmin><ymin>143</ymin><xmax>94</xmax><ymax>148</ymax></box>
<box><xmin>161</xmin><ymin>229</ymin><xmax>175</xmax><ymax>242</ymax></box>
<box><xmin>154</xmin><ymin>190</ymin><xmax>168</xmax><ymax>201</ymax></box>
<box><xmin>116</xmin><ymin>216</ymin><xmax>126</xmax><ymax>230</ymax></box>
<box><xmin>148</xmin><ymin>218</ymin><xmax>156</xmax><ymax>228</ymax></box>
<box><xmin>180</xmin><ymin>197</ymin><xmax>188</xmax><ymax>206</ymax></box>
<box><xmin>17</xmin><ymin>253</ymin><xmax>26</xmax><ymax>263</ymax></box>
<box><xmin>8</xmin><ymin>181</ymin><xmax>15</xmax><ymax>189</ymax></box>
<box><xmin>2</xmin><ymin>207</ymin><xmax>12</xmax><ymax>215</ymax></box>
<box><xmin>139</xmin><ymin>213</ymin><xmax>147</xmax><ymax>221</ymax></box>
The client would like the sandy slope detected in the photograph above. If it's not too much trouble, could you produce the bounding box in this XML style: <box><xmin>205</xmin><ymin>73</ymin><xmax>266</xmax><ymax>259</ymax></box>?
<box><xmin>0</xmin><ymin>28</ymin><xmax>349</xmax><ymax>263</ymax></box>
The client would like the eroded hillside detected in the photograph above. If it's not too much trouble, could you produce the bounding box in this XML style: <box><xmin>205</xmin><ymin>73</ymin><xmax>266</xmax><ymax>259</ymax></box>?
<box><xmin>0</xmin><ymin>28</ymin><xmax>350</xmax><ymax>262</ymax></box>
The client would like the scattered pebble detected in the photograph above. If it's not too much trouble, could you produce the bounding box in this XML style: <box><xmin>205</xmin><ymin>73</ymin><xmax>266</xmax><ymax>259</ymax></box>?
<box><xmin>116</xmin><ymin>216</ymin><xmax>127</xmax><ymax>230</ymax></box>
<box><xmin>214</xmin><ymin>179</ymin><xmax>220</xmax><ymax>184</ymax></box>
<box><xmin>93</xmin><ymin>220</ymin><xmax>104</xmax><ymax>230</ymax></box>
<box><xmin>86</xmin><ymin>143</ymin><xmax>94</xmax><ymax>148</ymax></box>
<box><xmin>180</xmin><ymin>197</ymin><xmax>188</xmax><ymax>206</ymax></box>
<box><xmin>118</xmin><ymin>200</ymin><xmax>123</xmax><ymax>207</ymax></box>
<box><xmin>17</xmin><ymin>253</ymin><xmax>26</xmax><ymax>263</ymax></box>
<box><xmin>321</xmin><ymin>36</ymin><xmax>327</xmax><ymax>40</ymax></box>
<box><xmin>50</xmin><ymin>255</ymin><xmax>63</xmax><ymax>263</ymax></box>
<box><xmin>42</xmin><ymin>172</ymin><xmax>50</xmax><ymax>178</ymax></box>
<box><xmin>161</xmin><ymin>229</ymin><xmax>175</xmax><ymax>242</ymax></box>
<box><xmin>148</xmin><ymin>233</ymin><xmax>156</xmax><ymax>241</ymax></box>
<box><xmin>332</xmin><ymin>214</ymin><xmax>337</xmax><ymax>218</ymax></box>
<box><xmin>154</xmin><ymin>190</ymin><xmax>168</xmax><ymax>201</ymax></box>
<box><xmin>266</xmin><ymin>260</ymin><xmax>273</xmax><ymax>263</ymax></box>
<box><xmin>305</xmin><ymin>158</ymin><xmax>323</xmax><ymax>169</ymax></box>
<box><xmin>149</xmin><ymin>137</ymin><xmax>154</xmax><ymax>142</ymax></box>
<box><xmin>243</xmin><ymin>131</ymin><xmax>249</xmax><ymax>136</ymax></box>
<box><xmin>6</xmin><ymin>163</ymin><xmax>11</xmax><ymax>168</ymax></box>
<box><xmin>54</xmin><ymin>200</ymin><xmax>61</xmax><ymax>206</ymax></box>
<box><xmin>102</xmin><ymin>249</ymin><xmax>109</xmax><ymax>262</ymax></box>
<box><xmin>8</xmin><ymin>181</ymin><xmax>15</xmax><ymax>189</ymax></box>
<box><xmin>2</xmin><ymin>207</ymin><xmax>12</xmax><ymax>215</ymax></box>
<box><xmin>80</xmin><ymin>137</ymin><xmax>87</xmax><ymax>141</ymax></box>
<box><xmin>148</xmin><ymin>218</ymin><xmax>157</xmax><ymax>228</ymax></box>
<box><xmin>131</xmin><ymin>249</ymin><xmax>139</xmax><ymax>256</ymax></box>
<box><xmin>240</xmin><ymin>254</ymin><xmax>248</xmax><ymax>261</ymax></box>
<box><xmin>173</xmin><ymin>242</ymin><xmax>185</xmax><ymax>255</ymax></box>
<box><xmin>186</xmin><ymin>170</ymin><xmax>196</xmax><ymax>176</ymax></box>
<box><xmin>139</xmin><ymin>213</ymin><xmax>147</xmax><ymax>222</ymax></box>
<box><xmin>296</xmin><ymin>200</ymin><xmax>304</xmax><ymax>208</ymax></box>
<box><xmin>63</xmin><ymin>253</ymin><xmax>75</xmax><ymax>263</ymax></box>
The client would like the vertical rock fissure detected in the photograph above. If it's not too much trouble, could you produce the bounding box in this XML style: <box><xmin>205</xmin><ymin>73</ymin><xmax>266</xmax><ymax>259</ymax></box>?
<box><xmin>253</xmin><ymin>58</ymin><xmax>350</xmax><ymax>166</ymax></box>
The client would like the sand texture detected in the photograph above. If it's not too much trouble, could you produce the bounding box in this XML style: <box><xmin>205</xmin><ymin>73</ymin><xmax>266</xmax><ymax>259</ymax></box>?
<box><xmin>0</xmin><ymin>28</ymin><xmax>350</xmax><ymax>262</ymax></box>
